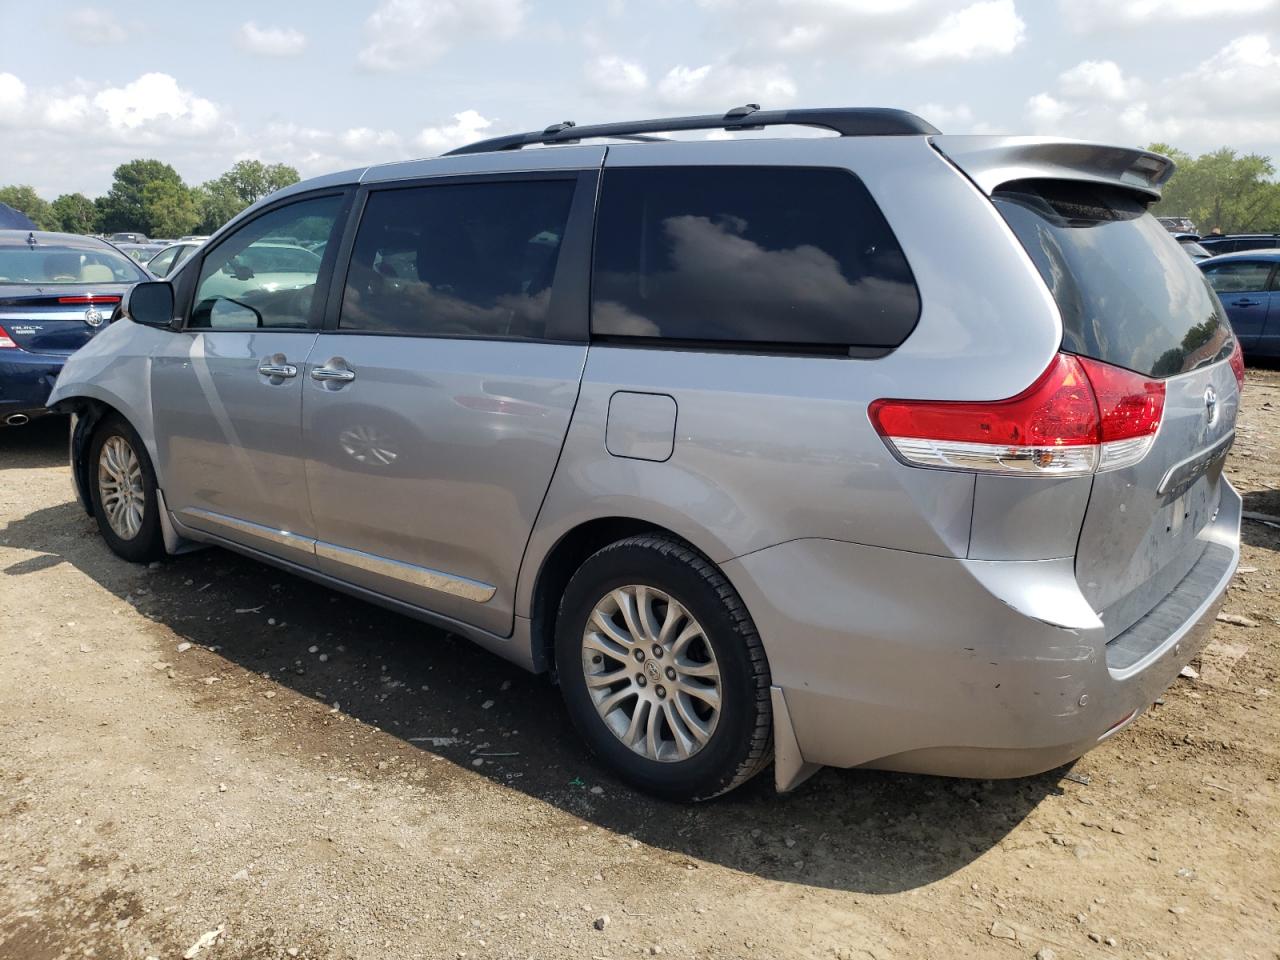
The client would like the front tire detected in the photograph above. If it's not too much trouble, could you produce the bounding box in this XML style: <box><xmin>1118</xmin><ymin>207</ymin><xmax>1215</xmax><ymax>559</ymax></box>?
<box><xmin>555</xmin><ymin>534</ymin><xmax>772</xmax><ymax>801</ymax></box>
<box><xmin>87</xmin><ymin>415</ymin><xmax>165</xmax><ymax>563</ymax></box>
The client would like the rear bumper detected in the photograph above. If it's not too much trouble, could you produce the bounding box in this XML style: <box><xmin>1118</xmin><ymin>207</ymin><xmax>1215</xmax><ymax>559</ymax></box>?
<box><xmin>725</xmin><ymin>482</ymin><xmax>1241</xmax><ymax>784</ymax></box>
<box><xmin>0</xmin><ymin>351</ymin><xmax>65</xmax><ymax>422</ymax></box>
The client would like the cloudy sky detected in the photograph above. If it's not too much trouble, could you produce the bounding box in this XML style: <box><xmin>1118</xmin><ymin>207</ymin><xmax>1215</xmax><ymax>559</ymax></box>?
<box><xmin>2</xmin><ymin>0</ymin><xmax>1280</xmax><ymax>198</ymax></box>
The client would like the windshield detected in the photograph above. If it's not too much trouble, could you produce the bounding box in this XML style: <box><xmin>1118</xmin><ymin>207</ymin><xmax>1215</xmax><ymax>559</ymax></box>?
<box><xmin>0</xmin><ymin>244</ymin><xmax>146</xmax><ymax>284</ymax></box>
<box><xmin>993</xmin><ymin>179</ymin><xmax>1232</xmax><ymax>378</ymax></box>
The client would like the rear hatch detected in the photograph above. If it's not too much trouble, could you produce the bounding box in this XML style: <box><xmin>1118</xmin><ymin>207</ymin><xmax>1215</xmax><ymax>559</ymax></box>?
<box><xmin>990</xmin><ymin>178</ymin><xmax>1239</xmax><ymax>638</ymax></box>
<box><xmin>0</xmin><ymin>286</ymin><xmax>126</xmax><ymax>356</ymax></box>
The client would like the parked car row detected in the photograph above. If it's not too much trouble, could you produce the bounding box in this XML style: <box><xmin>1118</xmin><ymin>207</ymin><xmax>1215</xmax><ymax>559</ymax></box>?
<box><xmin>27</xmin><ymin>109</ymin><xmax>1242</xmax><ymax>803</ymax></box>
<box><xmin>0</xmin><ymin>230</ymin><xmax>149</xmax><ymax>426</ymax></box>
<box><xmin>1198</xmin><ymin>233</ymin><xmax>1280</xmax><ymax>255</ymax></box>
<box><xmin>1200</xmin><ymin>249</ymin><xmax>1280</xmax><ymax>357</ymax></box>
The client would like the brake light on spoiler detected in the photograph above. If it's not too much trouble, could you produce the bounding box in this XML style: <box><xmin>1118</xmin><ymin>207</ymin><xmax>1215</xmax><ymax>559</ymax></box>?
<box><xmin>868</xmin><ymin>353</ymin><xmax>1165</xmax><ymax>477</ymax></box>
<box><xmin>56</xmin><ymin>295</ymin><xmax>121</xmax><ymax>305</ymax></box>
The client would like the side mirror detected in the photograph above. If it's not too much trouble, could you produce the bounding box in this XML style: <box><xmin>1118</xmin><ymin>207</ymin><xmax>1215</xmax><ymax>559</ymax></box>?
<box><xmin>122</xmin><ymin>281</ymin><xmax>176</xmax><ymax>328</ymax></box>
<box><xmin>232</xmin><ymin>264</ymin><xmax>255</xmax><ymax>281</ymax></box>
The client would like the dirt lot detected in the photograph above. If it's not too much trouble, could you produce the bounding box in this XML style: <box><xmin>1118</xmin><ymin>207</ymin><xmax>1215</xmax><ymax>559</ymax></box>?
<box><xmin>1</xmin><ymin>371</ymin><xmax>1278</xmax><ymax>960</ymax></box>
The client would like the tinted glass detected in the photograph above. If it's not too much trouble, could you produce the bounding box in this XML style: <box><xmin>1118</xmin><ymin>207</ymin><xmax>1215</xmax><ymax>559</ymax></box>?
<box><xmin>0</xmin><ymin>244</ymin><xmax>145</xmax><ymax>284</ymax></box>
<box><xmin>147</xmin><ymin>247</ymin><xmax>178</xmax><ymax>276</ymax></box>
<box><xmin>1202</xmin><ymin>260</ymin><xmax>1275</xmax><ymax>294</ymax></box>
<box><xmin>190</xmin><ymin>195</ymin><xmax>342</xmax><ymax>330</ymax></box>
<box><xmin>340</xmin><ymin>179</ymin><xmax>576</xmax><ymax>339</ymax></box>
<box><xmin>591</xmin><ymin>166</ymin><xmax>919</xmax><ymax>348</ymax></box>
<box><xmin>994</xmin><ymin>180</ymin><xmax>1232</xmax><ymax>378</ymax></box>
<box><xmin>1232</xmin><ymin>237</ymin><xmax>1279</xmax><ymax>251</ymax></box>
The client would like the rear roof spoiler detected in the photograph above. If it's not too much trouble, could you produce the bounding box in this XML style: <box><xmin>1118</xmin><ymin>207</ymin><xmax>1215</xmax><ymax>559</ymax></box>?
<box><xmin>931</xmin><ymin>136</ymin><xmax>1175</xmax><ymax>201</ymax></box>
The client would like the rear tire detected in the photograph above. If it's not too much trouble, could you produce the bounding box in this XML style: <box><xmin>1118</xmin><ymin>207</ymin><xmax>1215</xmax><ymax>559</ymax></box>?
<box><xmin>555</xmin><ymin>534</ymin><xmax>772</xmax><ymax>801</ymax></box>
<box><xmin>87</xmin><ymin>415</ymin><xmax>165</xmax><ymax>564</ymax></box>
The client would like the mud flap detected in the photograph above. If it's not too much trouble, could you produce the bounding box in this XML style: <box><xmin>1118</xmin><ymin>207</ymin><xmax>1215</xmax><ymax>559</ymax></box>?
<box><xmin>772</xmin><ymin>685</ymin><xmax>821</xmax><ymax>793</ymax></box>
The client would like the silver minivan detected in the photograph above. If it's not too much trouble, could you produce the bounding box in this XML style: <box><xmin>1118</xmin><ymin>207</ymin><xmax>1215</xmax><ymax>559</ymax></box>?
<box><xmin>49</xmin><ymin>107</ymin><xmax>1243</xmax><ymax>801</ymax></box>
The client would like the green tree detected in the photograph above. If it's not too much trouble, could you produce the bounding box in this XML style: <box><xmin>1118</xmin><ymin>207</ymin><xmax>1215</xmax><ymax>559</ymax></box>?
<box><xmin>0</xmin><ymin>185</ymin><xmax>56</xmax><ymax>229</ymax></box>
<box><xmin>197</xmin><ymin>159</ymin><xmax>300</xmax><ymax>233</ymax></box>
<box><xmin>97</xmin><ymin>159</ymin><xmax>185</xmax><ymax>234</ymax></box>
<box><xmin>142</xmin><ymin>180</ymin><xmax>200</xmax><ymax>238</ymax></box>
<box><xmin>1150</xmin><ymin>144</ymin><xmax>1280</xmax><ymax>234</ymax></box>
<box><xmin>50</xmin><ymin>193</ymin><xmax>99</xmax><ymax>234</ymax></box>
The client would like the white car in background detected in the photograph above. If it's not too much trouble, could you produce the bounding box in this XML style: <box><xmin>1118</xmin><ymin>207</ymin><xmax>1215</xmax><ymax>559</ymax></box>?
<box><xmin>146</xmin><ymin>240</ymin><xmax>204</xmax><ymax>278</ymax></box>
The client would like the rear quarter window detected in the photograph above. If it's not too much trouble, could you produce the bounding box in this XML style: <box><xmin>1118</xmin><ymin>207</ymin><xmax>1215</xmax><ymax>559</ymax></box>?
<box><xmin>591</xmin><ymin>166</ymin><xmax>920</xmax><ymax>350</ymax></box>
<box><xmin>993</xmin><ymin>179</ymin><xmax>1232</xmax><ymax>378</ymax></box>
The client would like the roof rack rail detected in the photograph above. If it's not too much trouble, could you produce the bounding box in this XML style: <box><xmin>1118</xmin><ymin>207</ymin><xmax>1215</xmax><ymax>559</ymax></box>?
<box><xmin>443</xmin><ymin>104</ymin><xmax>939</xmax><ymax>156</ymax></box>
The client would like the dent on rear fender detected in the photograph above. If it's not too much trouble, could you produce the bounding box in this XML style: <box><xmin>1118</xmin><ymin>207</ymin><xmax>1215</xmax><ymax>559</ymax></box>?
<box><xmin>963</xmin><ymin>556</ymin><xmax>1103</xmax><ymax>632</ymax></box>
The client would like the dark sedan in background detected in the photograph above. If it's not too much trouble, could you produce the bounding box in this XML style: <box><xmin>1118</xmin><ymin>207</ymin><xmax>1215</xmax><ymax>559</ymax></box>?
<box><xmin>1200</xmin><ymin>249</ymin><xmax>1280</xmax><ymax>358</ymax></box>
<box><xmin>1198</xmin><ymin>233</ymin><xmax>1280</xmax><ymax>255</ymax></box>
<box><xmin>0</xmin><ymin>230</ymin><xmax>149</xmax><ymax>426</ymax></box>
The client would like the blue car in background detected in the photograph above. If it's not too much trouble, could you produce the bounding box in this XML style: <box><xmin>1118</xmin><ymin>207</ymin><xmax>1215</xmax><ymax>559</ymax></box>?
<box><xmin>0</xmin><ymin>230</ymin><xmax>149</xmax><ymax>426</ymax></box>
<box><xmin>1200</xmin><ymin>249</ymin><xmax>1280</xmax><ymax>359</ymax></box>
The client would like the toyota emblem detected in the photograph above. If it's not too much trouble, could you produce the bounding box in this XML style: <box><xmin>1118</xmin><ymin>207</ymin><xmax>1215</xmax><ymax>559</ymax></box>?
<box><xmin>84</xmin><ymin>305</ymin><xmax>104</xmax><ymax>328</ymax></box>
<box><xmin>1204</xmin><ymin>385</ymin><xmax>1218</xmax><ymax>427</ymax></box>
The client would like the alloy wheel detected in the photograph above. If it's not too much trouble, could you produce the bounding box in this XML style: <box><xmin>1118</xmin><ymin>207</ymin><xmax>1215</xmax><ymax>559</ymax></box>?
<box><xmin>580</xmin><ymin>585</ymin><xmax>722</xmax><ymax>762</ymax></box>
<box><xmin>97</xmin><ymin>435</ymin><xmax>146</xmax><ymax>541</ymax></box>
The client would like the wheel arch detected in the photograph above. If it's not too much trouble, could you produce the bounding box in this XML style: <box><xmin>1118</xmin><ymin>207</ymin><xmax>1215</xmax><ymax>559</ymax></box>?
<box><xmin>54</xmin><ymin>395</ymin><xmax>128</xmax><ymax>518</ymax></box>
<box><xmin>52</xmin><ymin>383</ymin><xmax>162</xmax><ymax>499</ymax></box>
<box><xmin>524</xmin><ymin>515</ymin><xmax>728</xmax><ymax>677</ymax></box>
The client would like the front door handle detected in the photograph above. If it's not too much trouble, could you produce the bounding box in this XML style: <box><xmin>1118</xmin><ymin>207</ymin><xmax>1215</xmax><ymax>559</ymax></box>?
<box><xmin>257</xmin><ymin>361</ymin><xmax>298</xmax><ymax>378</ymax></box>
<box><xmin>311</xmin><ymin>364</ymin><xmax>356</xmax><ymax>383</ymax></box>
<box><xmin>1231</xmin><ymin>298</ymin><xmax>1261</xmax><ymax>307</ymax></box>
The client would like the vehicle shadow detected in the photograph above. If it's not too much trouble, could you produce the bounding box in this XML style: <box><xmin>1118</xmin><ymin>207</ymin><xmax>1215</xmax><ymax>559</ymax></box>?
<box><xmin>1241</xmin><ymin>489</ymin><xmax>1280</xmax><ymax>551</ymax></box>
<box><xmin>0</xmin><ymin>415</ymin><xmax>68</xmax><ymax>468</ymax></box>
<box><xmin>1</xmin><ymin>496</ymin><xmax>1061</xmax><ymax>896</ymax></box>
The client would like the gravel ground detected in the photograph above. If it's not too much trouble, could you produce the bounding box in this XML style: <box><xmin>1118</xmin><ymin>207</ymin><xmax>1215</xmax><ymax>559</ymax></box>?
<box><xmin>1</xmin><ymin>368</ymin><xmax>1278</xmax><ymax>960</ymax></box>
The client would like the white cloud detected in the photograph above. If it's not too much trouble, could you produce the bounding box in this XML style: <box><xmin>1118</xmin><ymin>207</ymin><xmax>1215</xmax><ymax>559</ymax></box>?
<box><xmin>682</xmin><ymin>1</ymin><xmax>1027</xmax><ymax>71</ymax></box>
<box><xmin>1058</xmin><ymin>60</ymin><xmax>1136</xmax><ymax>102</ymax></box>
<box><xmin>66</xmin><ymin>7</ymin><xmax>126</xmax><ymax>45</ymax></box>
<box><xmin>92</xmin><ymin>73</ymin><xmax>220</xmax><ymax>135</ymax></box>
<box><xmin>358</xmin><ymin>0</ymin><xmax>526</xmax><ymax>71</ymax></box>
<box><xmin>1179</xmin><ymin>34</ymin><xmax>1280</xmax><ymax>109</ymax></box>
<box><xmin>585</xmin><ymin>55</ymin><xmax>648</xmax><ymax>95</ymax></box>
<box><xmin>44</xmin><ymin>94</ymin><xmax>92</xmax><ymax>130</ymax></box>
<box><xmin>656</xmin><ymin>63</ymin><xmax>797</xmax><ymax>107</ymax></box>
<box><xmin>0</xmin><ymin>73</ymin><xmax>27</xmax><ymax>124</ymax></box>
<box><xmin>237</xmin><ymin>22</ymin><xmax>307</xmax><ymax>57</ymax></box>
<box><xmin>341</xmin><ymin>127</ymin><xmax>402</xmax><ymax>152</ymax></box>
<box><xmin>1024</xmin><ymin>33</ymin><xmax>1280</xmax><ymax>148</ymax></box>
<box><xmin>1026</xmin><ymin>92</ymin><xmax>1071</xmax><ymax>127</ymax></box>
<box><xmin>904</xmin><ymin>0</ymin><xmax>1026</xmax><ymax>62</ymax></box>
<box><xmin>415</xmin><ymin>110</ymin><xmax>497</xmax><ymax>153</ymax></box>
<box><xmin>915</xmin><ymin>102</ymin><xmax>984</xmax><ymax>132</ymax></box>
<box><xmin>1060</xmin><ymin>0</ymin><xmax>1279</xmax><ymax>30</ymax></box>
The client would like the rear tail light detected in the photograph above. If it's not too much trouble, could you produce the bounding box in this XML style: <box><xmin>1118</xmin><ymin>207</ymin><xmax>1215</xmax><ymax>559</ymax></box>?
<box><xmin>868</xmin><ymin>353</ymin><xmax>1165</xmax><ymax>477</ymax></box>
<box><xmin>0</xmin><ymin>325</ymin><xmax>16</xmax><ymax>349</ymax></box>
<box><xmin>1229</xmin><ymin>342</ymin><xmax>1246</xmax><ymax>393</ymax></box>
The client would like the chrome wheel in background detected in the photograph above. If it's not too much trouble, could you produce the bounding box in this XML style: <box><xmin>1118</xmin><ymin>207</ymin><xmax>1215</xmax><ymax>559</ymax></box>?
<box><xmin>97</xmin><ymin>435</ymin><xmax>146</xmax><ymax>540</ymax></box>
<box><xmin>581</xmin><ymin>585</ymin><xmax>722</xmax><ymax>762</ymax></box>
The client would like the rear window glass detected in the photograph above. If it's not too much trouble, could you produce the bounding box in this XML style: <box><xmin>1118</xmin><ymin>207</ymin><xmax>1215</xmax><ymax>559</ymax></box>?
<box><xmin>591</xmin><ymin>166</ymin><xmax>920</xmax><ymax>349</ymax></box>
<box><xmin>994</xmin><ymin>180</ymin><xmax>1232</xmax><ymax>378</ymax></box>
<box><xmin>0</xmin><ymin>244</ymin><xmax>144</xmax><ymax>284</ymax></box>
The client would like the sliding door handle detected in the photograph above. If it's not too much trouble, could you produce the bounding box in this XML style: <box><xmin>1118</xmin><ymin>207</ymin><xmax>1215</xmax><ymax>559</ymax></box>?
<box><xmin>257</xmin><ymin>361</ymin><xmax>298</xmax><ymax>379</ymax></box>
<box><xmin>311</xmin><ymin>365</ymin><xmax>356</xmax><ymax>383</ymax></box>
